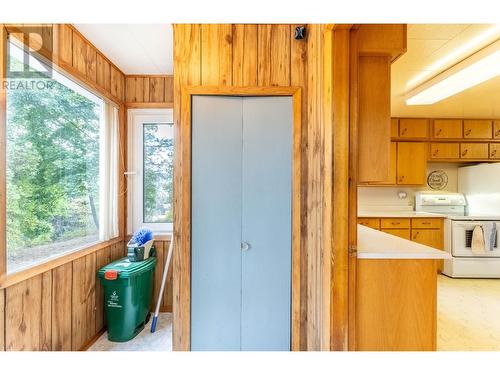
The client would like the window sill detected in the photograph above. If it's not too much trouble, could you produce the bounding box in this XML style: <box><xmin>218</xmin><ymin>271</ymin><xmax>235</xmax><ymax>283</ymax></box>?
<box><xmin>126</xmin><ymin>232</ymin><xmax>173</xmax><ymax>242</ymax></box>
<box><xmin>0</xmin><ymin>236</ymin><xmax>124</xmax><ymax>289</ymax></box>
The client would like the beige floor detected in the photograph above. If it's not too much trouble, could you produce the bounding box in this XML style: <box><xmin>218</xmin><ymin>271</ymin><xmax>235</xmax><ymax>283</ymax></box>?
<box><xmin>438</xmin><ymin>274</ymin><xmax>500</xmax><ymax>351</ymax></box>
<box><xmin>88</xmin><ymin>312</ymin><xmax>172</xmax><ymax>351</ymax></box>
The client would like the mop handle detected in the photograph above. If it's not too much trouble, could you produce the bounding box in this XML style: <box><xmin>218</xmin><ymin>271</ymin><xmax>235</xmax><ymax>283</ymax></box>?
<box><xmin>151</xmin><ymin>235</ymin><xmax>174</xmax><ymax>332</ymax></box>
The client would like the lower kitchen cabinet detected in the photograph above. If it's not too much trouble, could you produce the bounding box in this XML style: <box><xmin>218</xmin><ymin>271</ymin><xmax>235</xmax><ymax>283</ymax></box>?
<box><xmin>381</xmin><ymin>229</ymin><xmax>411</xmax><ymax>240</ymax></box>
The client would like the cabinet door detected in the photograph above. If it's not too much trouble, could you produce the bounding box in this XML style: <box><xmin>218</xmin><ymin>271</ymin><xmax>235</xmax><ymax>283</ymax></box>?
<box><xmin>391</xmin><ymin>119</ymin><xmax>399</xmax><ymax>138</ymax></box>
<box><xmin>411</xmin><ymin>229</ymin><xmax>443</xmax><ymax>250</ymax></box>
<box><xmin>381</xmin><ymin>229</ymin><xmax>411</xmax><ymax>240</ymax></box>
<box><xmin>399</xmin><ymin>119</ymin><xmax>428</xmax><ymax>139</ymax></box>
<box><xmin>463</xmin><ymin>120</ymin><xmax>492</xmax><ymax>139</ymax></box>
<box><xmin>358</xmin><ymin>218</ymin><xmax>381</xmax><ymax>230</ymax></box>
<box><xmin>429</xmin><ymin>143</ymin><xmax>459</xmax><ymax>159</ymax></box>
<box><xmin>396</xmin><ymin>142</ymin><xmax>426</xmax><ymax>185</ymax></box>
<box><xmin>494</xmin><ymin>120</ymin><xmax>500</xmax><ymax>139</ymax></box>
<box><xmin>411</xmin><ymin>218</ymin><xmax>442</xmax><ymax>229</ymax></box>
<box><xmin>490</xmin><ymin>144</ymin><xmax>500</xmax><ymax>159</ymax></box>
<box><xmin>380</xmin><ymin>218</ymin><xmax>410</xmax><ymax>229</ymax></box>
<box><xmin>460</xmin><ymin>143</ymin><xmax>489</xmax><ymax>159</ymax></box>
<box><xmin>433</xmin><ymin>119</ymin><xmax>462</xmax><ymax>139</ymax></box>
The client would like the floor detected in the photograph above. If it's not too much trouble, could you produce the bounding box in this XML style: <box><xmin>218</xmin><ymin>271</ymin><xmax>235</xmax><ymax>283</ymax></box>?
<box><xmin>88</xmin><ymin>313</ymin><xmax>172</xmax><ymax>351</ymax></box>
<box><xmin>438</xmin><ymin>274</ymin><xmax>500</xmax><ymax>350</ymax></box>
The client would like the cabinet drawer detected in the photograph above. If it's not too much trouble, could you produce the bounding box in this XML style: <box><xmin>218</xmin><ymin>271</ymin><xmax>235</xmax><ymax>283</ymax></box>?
<box><xmin>490</xmin><ymin>144</ymin><xmax>500</xmax><ymax>159</ymax></box>
<box><xmin>433</xmin><ymin>119</ymin><xmax>462</xmax><ymax>139</ymax></box>
<box><xmin>430</xmin><ymin>143</ymin><xmax>459</xmax><ymax>159</ymax></box>
<box><xmin>463</xmin><ymin>120</ymin><xmax>492</xmax><ymax>139</ymax></box>
<box><xmin>411</xmin><ymin>229</ymin><xmax>443</xmax><ymax>250</ymax></box>
<box><xmin>411</xmin><ymin>218</ymin><xmax>442</xmax><ymax>229</ymax></box>
<box><xmin>381</xmin><ymin>229</ymin><xmax>411</xmax><ymax>240</ymax></box>
<box><xmin>380</xmin><ymin>218</ymin><xmax>410</xmax><ymax>229</ymax></box>
<box><xmin>358</xmin><ymin>218</ymin><xmax>380</xmax><ymax>230</ymax></box>
<box><xmin>494</xmin><ymin>120</ymin><xmax>500</xmax><ymax>139</ymax></box>
<box><xmin>460</xmin><ymin>143</ymin><xmax>489</xmax><ymax>159</ymax></box>
<box><xmin>399</xmin><ymin>119</ymin><xmax>428</xmax><ymax>138</ymax></box>
<box><xmin>391</xmin><ymin>119</ymin><xmax>399</xmax><ymax>138</ymax></box>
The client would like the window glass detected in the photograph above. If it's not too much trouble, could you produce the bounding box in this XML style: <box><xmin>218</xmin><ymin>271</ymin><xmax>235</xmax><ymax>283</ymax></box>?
<box><xmin>6</xmin><ymin>39</ymin><xmax>103</xmax><ymax>273</ymax></box>
<box><xmin>142</xmin><ymin>123</ymin><xmax>174</xmax><ymax>224</ymax></box>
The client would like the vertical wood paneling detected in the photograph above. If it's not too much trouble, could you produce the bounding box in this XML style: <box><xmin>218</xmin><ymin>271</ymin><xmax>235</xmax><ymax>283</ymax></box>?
<box><xmin>232</xmin><ymin>24</ymin><xmax>258</xmax><ymax>86</ymax></box>
<box><xmin>57</xmin><ymin>24</ymin><xmax>72</xmax><ymax>65</ymax></box>
<box><xmin>173</xmin><ymin>23</ymin><xmax>201</xmax><ymax>351</ymax></box>
<box><xmin>257</xmin><ymin>24</ymin><xmax>291</xmax><ymax>86</ymax></box>
<box><xmin>0</xmin><ymin>25</ymin><xmax>7</xmax><ymax>279</ymax></box>
<box><xmin>164</xmin><ymin>76</ymin><xmax>174</xmax><ymax>103</ymax></box>
<box><xmin>71</xmin><ymin>253</ymin><xmax>96</xmax><ymax>351</ymax></box>
<box><xmin>163</xmin><ymin>241</ymin><xmax>173</xmax><ymax>310</ymax></box>
<box><xmin>143</xmin><ymin>77</ymin><xmax>150</xmax><ymax>101</ymax></box>
<box><xmin>95</xmin><ymin>246</ymin><xmax>111</xmax><ymax>332</ymax></box>
<box><xmin>0</xmin><ymin>289</ymin><xmax>5</xmax><ymax>351</ymax></box>
<box><xmin>110</xmin><ymin>66</ymin><xmax>122</xmax><ymax>101</ymax></box>
<box><xmin>5</xmin><ymin>276</ymin><xmax>42</xmax><ymax>351</ymax></box>
<box><xmin>52</xmin><ymin>263</ymin><xmax>72</xmax><ymax>351</ymax></box>
<box><xmin>257</xmin><ymin>25</ymin><xmax>272</xmax><ymax>86</ymax></box>
<box><xmin>71</xmin><ymin>32</ymin><xmax>86</xmax><ymax>77</ymax></box>
<box><xmin>201</xmin><ymin>24</ymin><xmax>232</xmax><ymax>86</ymax></box>
<box><xmin>96</xmin><ymin>53</ymin><xmax>111</xmax><ymax>92</ymax></box>
<box><xmin>125</xmin><ymin>77</ymin><xmax>136</xmax><ymax>103</ymax></box>
<box><xmin>150</xmin><ymin>77</ymin><xmax>165</xmax><ymax>102</ymax></box>
<box><xmin>153</xmin><ymin>241</ymin><xmax>165</xmax><ymax>309</ymax></box>
<box><xmin>40</xmin><ymin>271</ymin><xmax>52</xmax><ymax>350</ymax></box>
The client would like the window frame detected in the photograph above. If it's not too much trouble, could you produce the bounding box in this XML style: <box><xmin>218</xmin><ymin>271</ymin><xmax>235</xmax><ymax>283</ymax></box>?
<box><xmin>127</xmin><ymin>108</ymin><xmax>174</xmax><ymax>236</ymax></box>
<box><xmin>0</xmin><ymin>28</ymin><xmax>122</xmax><ymax>280</ymax></box>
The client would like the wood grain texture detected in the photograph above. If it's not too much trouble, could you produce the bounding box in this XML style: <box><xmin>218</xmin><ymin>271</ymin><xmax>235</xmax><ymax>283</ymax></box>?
<box><xmin>125</xmin><ymin>76</ymin><xmax>174</xmax><ymax>107</ymax></box>
<box><xmin>57</xmin><ymin>24</ymin><xmax>72</xmax><ymax>65</ymax></box>
<box><xmin>232</xmin><ymin>24</ymin><xmax>258</xmax><ymax>86</ymax></box>
<box><xmin>51</xmin><ymin>263</ymin><xmax>72</xmax><ymax>351</ymax></box>
<box><xmin>71</xmin><ymin>253</ymin><xmax>96</xmax><ymax>351</ymax></box>
<box><xmin>356</xmin><ymin>259</ymin><xmax>437</xmax><ymax>351</ymax></box>
<box><xmin>357</xmin><ymin>24</ymin><xmax>407</xmax><ymax>61</ymax></box>
<box><xmin>5</xmin><ymin>276</ymin><xmax>42</xmax><ymax>350</ymax></box>
<box><xmin>201</xmin><ymin>24</ymin><xmax>233</xmax><ymax>86</ymax></box>
<box><xmin>258</xmin><ymin>25</ymin><xmax>291</xmax><ymax>86</ymax></box>
<box><xmin>149</xmin><ymin>76</ymin><xmax>165</xmax><ymax>102</ymax></box>
<box><xmin>95</xmin><ymin>246</ymin><xmax>111</xmax><ymax>332</ymax></box>
<box><xmin>0</xmin><ymin>25</ymin><xmax>6</xmax><ymax>280</ymax></box>
<box><xmin>96</xmin><ymin>53</ymin><xmax>111</xmax><ymax>92</ymax></box>
<box><xmin>0</xmin><ymin>288</ymin><xmax>4</xmax><ymax>351</ymax></box>
<box><xmin>40</xmin><ymin>271</ymin><xmax>52</xmax><ymax>350</ymax></box>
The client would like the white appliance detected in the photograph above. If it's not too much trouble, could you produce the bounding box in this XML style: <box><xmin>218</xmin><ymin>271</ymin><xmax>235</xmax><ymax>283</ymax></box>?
<box><xmin>416</xmin><ymin>186</ymin><xmax>500</xmax><ymax>278</ymax></box>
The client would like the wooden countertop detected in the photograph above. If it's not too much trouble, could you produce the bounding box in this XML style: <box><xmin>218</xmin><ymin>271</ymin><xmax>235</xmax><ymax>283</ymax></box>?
<box><xmin>357</xmin><ymin>224</ymin><xmax>451</xmax><ymax>259</ymax></box>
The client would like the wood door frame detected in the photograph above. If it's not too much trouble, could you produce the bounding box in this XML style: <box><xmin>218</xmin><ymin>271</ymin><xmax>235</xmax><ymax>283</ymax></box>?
<box><xmin>173</xmin><ymin>86</ymin><xmax>302</xmax><ymax>351</ymax></box>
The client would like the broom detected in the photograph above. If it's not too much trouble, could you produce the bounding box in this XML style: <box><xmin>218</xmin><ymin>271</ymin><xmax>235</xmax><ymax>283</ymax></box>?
<box><xmin>151</xmin><ymin>235</ymin><xmax>174</xmax><ymax>333</ymax></box>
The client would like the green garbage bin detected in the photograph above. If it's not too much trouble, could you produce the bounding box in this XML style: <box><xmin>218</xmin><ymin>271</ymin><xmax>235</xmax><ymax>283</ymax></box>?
<box><xmin>97</xmin><ymin>256</ymin><xmax>157</xmax><ymax>342</ymax></box>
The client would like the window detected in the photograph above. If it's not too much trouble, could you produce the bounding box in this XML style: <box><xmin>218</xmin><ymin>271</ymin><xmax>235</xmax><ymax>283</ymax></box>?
<box><xmin>128</xmin><ymin>110</ymin><xmax>174</xmax><ymax>234</ymax></box>
<box><xmin>6</xmin><ymin>38</ymin><xmax>118</xmax><ymax>273</ymax></box>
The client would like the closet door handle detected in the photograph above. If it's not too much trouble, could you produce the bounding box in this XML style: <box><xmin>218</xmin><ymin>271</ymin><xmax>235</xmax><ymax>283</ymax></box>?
<box><xmin>241</xmin><ymin>242</ymin><xmax>250</xmax><ymax>251</ymax></box>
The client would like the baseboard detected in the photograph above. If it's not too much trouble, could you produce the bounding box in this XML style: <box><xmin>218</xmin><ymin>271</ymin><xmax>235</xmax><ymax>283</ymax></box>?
<box><xmin>80</xmin><ymin>327</ymin><xmax>106</xmax><ymax>351</ymax></box>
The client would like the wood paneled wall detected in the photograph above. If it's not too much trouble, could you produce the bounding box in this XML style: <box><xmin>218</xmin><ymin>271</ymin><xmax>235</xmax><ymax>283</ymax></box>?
<box><xmin>2</xmin><ymin>241</ymin><xmax>125</xmax><ymax>351</ymax></box>
<box><xmin>172</xmin><ymin>24</ymin><xmax>341</xmax><ymax>351</ymax></box>
<box><xmin>125</xmin><ymin>75</ymin><xmax>174</xmax><ymax>107</ymax></box>
<box><xmin>153</xmin><ymin>240</ymin><xmax>173</xmax><ymax>312</ymax></box>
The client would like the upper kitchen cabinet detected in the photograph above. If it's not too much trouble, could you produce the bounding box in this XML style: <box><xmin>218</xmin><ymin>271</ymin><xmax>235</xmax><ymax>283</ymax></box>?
<box><xmin>357</xmin><ymin>25</ymin><xmax>407</xmax><ymax>184</ymax></box>
<box><xmin>432</xmin><ymin>119</ymin><xmax>463</xmax><ymax>139</ymax></box>
<box><xmin>396</xmin><ymin>142</ymin><xmax>427</xmax><ymax>185</ymax></box>
<box><xmin>463</xmin><ymin>120</ymin><xmax>493</xmax><ymax>139</ymax></box>
<box><xmin>494</xmin><ymin>120</ymin><xmax>500</xmax><ymax>139</ymax></box>
<box><xmin>399</xmin><ymin>118</ymin><xmax>428</xmax><ymax>139</ymax></box>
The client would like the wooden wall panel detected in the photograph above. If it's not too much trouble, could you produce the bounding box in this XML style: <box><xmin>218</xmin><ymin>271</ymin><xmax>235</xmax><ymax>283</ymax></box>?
<box><xmin>232</xmin><ymin>24</ymin><xmax>258</xmax><ymax>86</ymax></box>
<box><xmin>40</xmin><ymin>271</ymin><xmax>52</xmax><ymax>350</ymax></box>
<box><xmin>96</xmin><ymin>53</ymin><xmax>111</xmax><ymax>92</ymax></box>
<box><xmin>57</xmin><ymin>24</ymin><xmax>72</xmax><ymax>65</ymax></box>
<box><xmin>150</xmin><ymin>76</ymin><xmax>165</xmax><ymax>102</ymax></box>
<box><xmin>95</xmin><ymin>246</ymin><xmax>111</xmax><ymax>332</ymax></box>
<box><xmin>153</xmin><ymin>241</ymin><xmax>165</xmax><ymax>309</ymax></box>
<box><xmin>124</xmin><ymin>76</ymin><xmax>173</xmax><ymax>106</ymax></box>
<box><xmin>5</xmin><ymin>276</ymin><xmax>42</xmax><ymax>350</ymax></box>
<box><xmin>0</xmin><ymin>289</ymin><xmax>4</xmax><ymax>351</ymax></box>
<box><xmin>257</xmin><ymin>25</ymin><xmax>291</xmax><ymax>86</ymax></box>
<box><xmin>71</xmin><ymin>253</ymin><xmax>96</xmax><ymax>351</ymax></box>
<box><xmin>201</xmin><ymin>24</ymin><xmax>232</xmax><ymax>85</ymax></box>
<box><xmin>51</xmin><ymin>263</ymin><xmax>72</xmax><ymax>351</ymax></box>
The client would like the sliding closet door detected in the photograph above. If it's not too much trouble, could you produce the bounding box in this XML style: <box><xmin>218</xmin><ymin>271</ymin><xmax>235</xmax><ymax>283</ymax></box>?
<box><xmin>191</xmin><ymin>96</ymin><xmax>243</xmax><ymax>350</ymax></box>
<box><xmin>241</xmin><ymin>96</ymin><xmax>293</xmax><ymax>350</ymax></box>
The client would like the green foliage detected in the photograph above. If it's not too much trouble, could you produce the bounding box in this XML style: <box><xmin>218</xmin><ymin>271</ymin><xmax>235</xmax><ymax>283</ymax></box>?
<box><xmin>6</xmin><ymin>70</ymin><xmax>101</xmax><ymax>252</ymax></box>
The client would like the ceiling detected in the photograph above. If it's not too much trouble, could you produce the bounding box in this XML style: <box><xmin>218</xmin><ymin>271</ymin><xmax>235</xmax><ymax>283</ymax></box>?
<box><xmin>74</xmin><ymin>24</ymin><xmax>173</xmax><ymax>75</ymax></box>
<box><xmin>391</xmin><ymin>24</ymin><xmax>500</xmax><ymax>118</ymax></box>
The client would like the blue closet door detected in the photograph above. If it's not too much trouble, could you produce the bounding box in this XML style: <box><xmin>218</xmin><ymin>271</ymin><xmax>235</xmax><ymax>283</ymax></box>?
<box><xmin>191</xmin><ymin>96</ymin><xmax>243</xmax><ymax>350</ymax></box>
<box><xmin>240</xmin><ymin>96</ymin><xmax>292</xmax><ymax>350</ymax></box>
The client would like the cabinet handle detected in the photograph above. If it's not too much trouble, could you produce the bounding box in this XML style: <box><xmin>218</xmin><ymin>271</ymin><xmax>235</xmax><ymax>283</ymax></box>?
<box><xmin>492</xmin><ymin>149</ymin><xmax>497</xmax><ymax>157</ymax></box>
<box><xmin>398</xmin><ymin>175</ymin><xmax>404</xmax><ymax>183</ymax></box>
<box><xmin>401</xmin><ymin>128</ymin><xmax>407</xmax><ymax>135</ymax></box>
<box><xmin>413</xmin><ymin>232</ymin><xmax>419</xmax><ymax>240</ymax></box>
<box><xmin>461</xmin><ymin>149</ymin><xmax>468</xmax><ymax>157</ymax></box>
<box><xmin>465</xmin><ymin>129</ymin><xmax>472</xmax><ymax>136</ymax></box>
<box><xmin>422</xmin><ymin>222</ymin><xmax>431</xmax><ymax>225</ymax></box>
<box><xmin>495</xmin><ymin>129</ymin><xmax>500</xmax><ymax>137</ymax></box>
<box><xmin>432</xmin><ymin>149</ymin><xmax>439</xmax><ymax>157</ymax></box>
<box><xmin>392</xmin><ymin>222</ymin><xmax>400</xmax><ymax>225</ymax></box>
<box><xmin>436</xmin><ymin>128</ymin><xmax>442</xmax><ymax>136</ymax></box>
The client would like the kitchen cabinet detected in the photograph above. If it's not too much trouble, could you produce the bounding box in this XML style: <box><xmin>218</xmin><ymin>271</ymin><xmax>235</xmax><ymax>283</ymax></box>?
<box><xmin>380</xmin><ymin>218</ymin><xmax>410</xmax><ymax>229</ymax></box>
<box><xmin>432</xmin><ymin>119</ymin><xmax>462</xmax><ymax>139</ymax></box>
<box><xmin>460</xmin><ymin>143</ymin><xmax>489</xmax><ymax>159</ymax></box>
<box><xmin>391</xmin><ymin>119</ymin><xmax>399</xmax><ymax>138</ymax></box>
<box><xmin>490</xmin><ymin>144</ymin><xmax>500</xmax><ymax>159</ymax></box>
<box><xmin>396</xmin><ymin>142</ymin><xmax>427</xmax><ymax>185</ymax></box>
<box><xmin>411</xmin><ymin>229</ymin><xmax>443</xmax><ymax>249</ymax></box>
<box><xmin>494</xmin><ymin>120</ymin><xmax>500</xmax><ymax>139</ymax></box>
<box><xmin>381</xmin><ymin>229</ymin><xmax>411</xmax><ymax>240</ymax></box>
<box><xmin>463</xmin><ymin>120</ymin><xmax>492</xmax><ymax>139</ymax></box>
<box><xmin>430</xmin><ymin>143</ymin><xmax>459</xmax><ymax>159</ymax></box>
<box><xmin>399</xmin><ymin>119</ymin><xmax>428</xmax><ymax>139</ymax></box>
<box><xmin>412</xmin><ymin>218</ymin><xmax>443</xmax><ymax>229</ymax></box>
<box><xmin>358</xmin><ymin>218</ymin><xmax>380</xmax><ymax>230</ymax></box>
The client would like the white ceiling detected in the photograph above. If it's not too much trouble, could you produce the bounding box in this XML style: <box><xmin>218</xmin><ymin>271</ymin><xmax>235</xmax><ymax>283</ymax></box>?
<box><xmin>74</xmin><ymin>24</ymin><xmax>173</xmax><ymax>75</ymax></box>
<box><xmin>392</xmin><ymin>24</ymin><xmax>500</xmax><ymax>118</ymax></box>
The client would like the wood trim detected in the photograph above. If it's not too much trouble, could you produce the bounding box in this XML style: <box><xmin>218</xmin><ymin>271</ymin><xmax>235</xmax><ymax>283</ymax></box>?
<box><xmin>78</xmin><ymin>327</ymin><xmax>105</xmax><ymax>351</ymax></box>
<box><xmin>0</xmin><ymin>237</ymin><xmax>123</xmax><ymax>289</ymax></box>
<box><xmin>174</xmin><ymin>86</ymin><xmax>302</xmax><ymax>351</ymax></box>
<box><xmin>0</xmin><ymin>25</ymin><xmax>7</xmax><ymax>280</ymax></box>
<box><xmin>125</xmin><ymin>102</ymin><xmax>173</xmax><ymax>109</ymax></box>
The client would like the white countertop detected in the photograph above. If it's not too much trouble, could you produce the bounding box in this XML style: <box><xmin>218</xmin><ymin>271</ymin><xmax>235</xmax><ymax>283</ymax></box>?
<box><xmin>358</xmin><ymin>210</ymin><xmax>447</xmax><ymax>218</ymax></box>
<box><xmin>357</xmin><ymin>224</ymin><xmax>451</xmax><ymax>259</ymax></box>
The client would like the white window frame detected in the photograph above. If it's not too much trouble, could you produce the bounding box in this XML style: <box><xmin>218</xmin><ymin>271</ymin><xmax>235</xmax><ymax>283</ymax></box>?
<box><xmin>127</xmin><ymin>109</ymin><xmax>174</xmax><ymax>235</ymax></box>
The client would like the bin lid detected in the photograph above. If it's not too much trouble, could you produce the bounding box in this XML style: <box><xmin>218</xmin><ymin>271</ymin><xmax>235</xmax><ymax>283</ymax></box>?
<box><xmin>97</xmin><ymin>257</ymin><xmax>157</xmax><ymax>279</ymax></box>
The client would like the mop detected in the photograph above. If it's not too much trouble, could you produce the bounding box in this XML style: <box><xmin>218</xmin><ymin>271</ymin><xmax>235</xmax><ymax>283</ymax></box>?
<box><xmin>151</xmin><ymin>235</ymin><xmax>174</xmax><ymax>333</ymax></box>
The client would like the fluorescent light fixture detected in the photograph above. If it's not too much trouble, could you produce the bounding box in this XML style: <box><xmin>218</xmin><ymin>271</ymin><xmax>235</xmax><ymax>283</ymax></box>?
<box><xmin>407</xmin><ymin>24</ymin><xmax>500</xmax><ymax>89</ymax></box>
<box><xmin>406</xmin><ymin>39</ymin><xmax>500</xmax><ymax>105</ymax></box>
